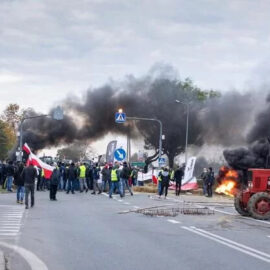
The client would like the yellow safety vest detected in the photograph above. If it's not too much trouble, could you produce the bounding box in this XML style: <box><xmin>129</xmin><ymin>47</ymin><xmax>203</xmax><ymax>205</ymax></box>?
<box><xmin>111</xmin><ymin>169</ymin><xmax>118</xmax><ymax>182</ymax></box>
<box><xmin>79</xmin><ymin>165</ymin><xmax>86</xmax><ymax>178</ymax></box>
<box><xmin>41</xmin><ymin>169</ymin><xmax>44</xmax><ymax>177</ymax></box>
<box><xmin>170</xmin><ymin>170</ymin><xmax>175</xmax><ymax>180</ymax></box>
<box><xmin>158</xmin><ymin>170</ymin><xmax>163</xmax><ymax>181</ymax></box>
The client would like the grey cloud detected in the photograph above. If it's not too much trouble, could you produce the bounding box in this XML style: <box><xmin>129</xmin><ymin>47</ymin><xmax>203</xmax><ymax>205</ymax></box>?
<box><xmin>1</xmin><ymin>0</ymin><xmax>270</xmax><ymax>111</ymax></box>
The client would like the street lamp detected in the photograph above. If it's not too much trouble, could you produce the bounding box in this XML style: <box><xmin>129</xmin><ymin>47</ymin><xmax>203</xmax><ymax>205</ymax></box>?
<box><xmin>175</xmin><ymin>99</ymin><xmax>191</xmax><ymax>164</ymax></box>
<box><xmin>18</xmin><ymin>106</ymin><xmax>64</xmax><ymax>161</ymax></box>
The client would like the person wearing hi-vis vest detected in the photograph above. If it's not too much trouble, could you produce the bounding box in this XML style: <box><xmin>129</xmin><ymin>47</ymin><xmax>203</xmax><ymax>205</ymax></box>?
<box><xmin>109</xmin><ymin>163</ymin><xmax>121</xmax><ymax>198</ymax></box>
<box><xmin>157</xmin><ymin>168</ymin><xmax>164</xmax><ymax>196</ymax></box>
<box><xmin>79</xmin><ymin>163</ymin><xmax>88</xmax><ymax>193</ymax></box>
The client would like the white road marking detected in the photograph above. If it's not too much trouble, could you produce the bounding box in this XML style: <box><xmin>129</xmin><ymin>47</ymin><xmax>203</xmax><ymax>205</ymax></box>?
<box><xmin>0</xmin><ymin>227</ymin><xmax>20</xmax><ymax>230</ymax></box>
<box><xmin>124</xmin><ymin>202</ymin><xmax>130</xmax><ymax>205</ymax></box>
<box><xmin>210</xmin><ymin>208</ymin><xmax>237</xmax><ymax>216</ymax></box>
<box><xmin>102</xmin><ymin>193</ymin><xmax>109</xmax><ymax>197</ymax></box>
<box><xmin>182</xmin><ymin>226</ymin><xmax>270</xmax><ymax>263</ymax></box>
<box><xmin>0</xmin><ymin>205</ymin><xmax>25</xmax><ymax>239</ymax></box>
<box><xmin>1</xmin><ymin>214</ymin><xmax>23</xmax><ymax>216</ymax></box>
<box><xmin>117</xmin><ymin>200</ymin><xmax>123</xmax><ymax>202</ymax></box>
<box><xmin>0</xmin><ymin>222</ymin><xmax>22</xmax><ymax>224</ymax></box>
<box><xmin>0</xmin><ymin>242</ymin><xmax>48</xmax><ymax>270</ymax></box>
<box><xmin>196</xmin><ymin>204</ymin><xmax>270</xmax><ymax>225</ymax></box>
<box><xmin>133</xmin><ymin>206</ymin><xmax>140</xmax><ymax>209</ymax></box>
<box><xmin>167</xmin><ymin>219</ymin><xmax>181</xmax><ymax>224</ymax></box>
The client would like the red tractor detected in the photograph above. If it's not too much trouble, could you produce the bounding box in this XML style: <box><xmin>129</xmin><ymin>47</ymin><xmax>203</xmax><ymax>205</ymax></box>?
<box><xmin>234</xmin><ymin>168</ymin><xmax>270</xmax><ymax>220</ymax></box>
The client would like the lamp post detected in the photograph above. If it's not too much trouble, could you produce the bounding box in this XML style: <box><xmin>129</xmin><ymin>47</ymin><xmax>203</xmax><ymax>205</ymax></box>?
<box><xmin>18</xmin><ymin>106</ymin><xmax>64</xmax><ymax>161</ymax></box>
<box><xmin>175</xmin><ymin>99</ymin><xmax>190</xmax><ymax>165</ymax></box>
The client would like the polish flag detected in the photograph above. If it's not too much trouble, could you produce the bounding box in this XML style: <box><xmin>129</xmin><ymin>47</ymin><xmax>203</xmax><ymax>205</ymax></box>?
<box><xmin>23</xmin><ymin>143</ymin><xmax>55</xmax><ymax>179</ymax></box>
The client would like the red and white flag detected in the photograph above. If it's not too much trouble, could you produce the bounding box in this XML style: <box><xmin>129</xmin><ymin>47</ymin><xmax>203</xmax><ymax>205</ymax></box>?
<box><xmin>23</xmin><ymin>143</ymin><xmax>54</xmax><ymax>179</ymax></box>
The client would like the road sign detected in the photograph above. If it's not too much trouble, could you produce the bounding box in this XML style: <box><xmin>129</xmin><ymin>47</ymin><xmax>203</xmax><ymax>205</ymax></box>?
<box><xmin>115</xmin><ymin>112</ymin><xmax>126</xmax><ymax>123</ymax></box>
<box><xmin>53</xmin><ymin>106</ymin><xmax>64</xmax><ymax>120</ymax></box>
<box><xmin>114</xmin><ymin>148</ymin><xmax>126</xmax><ymax>161</ymax></box>
<box><xmin>158</xmin><ymin>157</ymin><xmax>166</xmax><ymax>165</ymax></box>
<box><xmin>131</xmin><ymin>162</ymin><xmax>145</xmax><ymax>168</ymax></box>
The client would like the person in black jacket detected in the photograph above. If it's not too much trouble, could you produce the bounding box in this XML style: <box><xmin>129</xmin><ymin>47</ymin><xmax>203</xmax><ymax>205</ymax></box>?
<box><xmin>66</xmin><ymin>163</ymin><xmax>77</xmax><ymax>194</ymax></box>
<box><xmin>206</xmin><ymin>167</ymin><xmax>215</xmax><ymax>197</ymax></box>
<box><xmin>120</xmin><ymin>162</ymin><xmax>133</xmax><ymax>197</ymax></box>
<box><xmin>50</xmin><ymin>164</ymin><xmax>60</xmax><ymax>201</ymax></box>
<box><xmin>174</xmin><ymin>166</ymin><xmax>184</xmax><ymax>196</ymax></box>
<box><xmin>6</xmin><ymin>160</ymin><xmax>15</xmax><ymax>192</ymax></box>
<box><xmin>21</xmin><ymin>162</ymin><xmax>37</xmax><ymax>209</ymax></box>
<box><xmin>14</xmin><ymin>162</ymin><xmax>25</xmax><ymax>204</ymax></box>
<box><xmin>1</xmin><ymin>161</ymin><xmax>7</xmax><ymax>189</ymax></box>
<box><xmin>92</xmin><ymin>164</ymin><xmax>101</xmax><ymax>195</ymax></box>
<box><xmin>101</xmin><ymin>164</ymin><xmax>111</xmax><ymax>192</ymax></box>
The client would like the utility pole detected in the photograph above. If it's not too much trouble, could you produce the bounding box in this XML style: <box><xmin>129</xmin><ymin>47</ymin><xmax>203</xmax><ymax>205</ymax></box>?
<box><xmin>115</xmin><ymin>109</ymin><xmax>163</xmax><ymax>165</ymax></box>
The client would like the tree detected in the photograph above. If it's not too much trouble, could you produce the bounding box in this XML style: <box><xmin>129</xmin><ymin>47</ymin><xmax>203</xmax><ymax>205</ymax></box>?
<box><xmin>1</xmin><ymin>103</ymin><xmax>22</xmax><ymax>131</ymax></box>
<box><xmin>136</xmin><ymin>78</ymin><xmax>220</xmax><ymax>168</ymax></box>
<box><xmin>0</xmin><ymin>120</ymin><xmax>16</xmax><ymax>160</ymax></box>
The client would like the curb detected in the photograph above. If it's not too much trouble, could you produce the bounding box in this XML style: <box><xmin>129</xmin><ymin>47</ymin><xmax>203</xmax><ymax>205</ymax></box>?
<box><xmin>0</xmin><ymin>250</ymin><xmax>5</xmax><ymax>270</ymax></box>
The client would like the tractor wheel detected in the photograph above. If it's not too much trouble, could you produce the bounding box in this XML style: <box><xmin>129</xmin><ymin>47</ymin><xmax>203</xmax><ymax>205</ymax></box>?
<box><xmin>247</xmin><ymin>192</ymin><xmax>270</xmax><ymax>220</ymax></box>
<box><xmin>234</xmin><ymin>192</ymin><xmax>249</xmax><ymax>216</ymax></box>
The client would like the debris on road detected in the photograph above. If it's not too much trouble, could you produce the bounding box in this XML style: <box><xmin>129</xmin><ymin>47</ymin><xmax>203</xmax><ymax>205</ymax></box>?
<box><xmin>119</xmin><ymin>204</ymin><xmax>215</xmax><ymax>217</ymax></box>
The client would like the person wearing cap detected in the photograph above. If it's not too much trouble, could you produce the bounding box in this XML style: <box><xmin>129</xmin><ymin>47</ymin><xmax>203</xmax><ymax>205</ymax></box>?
<box><xmin>50</xmin><ymin>163</ymin><xmax>60</xmax><ymax>201</ymax></box>
<box><xmin>120</xmin><ymin>161</ymin><xmax>133</xmax><ymax>197</ymax></box>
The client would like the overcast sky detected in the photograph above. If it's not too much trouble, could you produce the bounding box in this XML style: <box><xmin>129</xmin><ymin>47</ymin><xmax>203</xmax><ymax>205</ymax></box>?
<box><xmin>1</xmin><ymin>0</ymin><xmax>270</xmax><ymax>113</ymax></box>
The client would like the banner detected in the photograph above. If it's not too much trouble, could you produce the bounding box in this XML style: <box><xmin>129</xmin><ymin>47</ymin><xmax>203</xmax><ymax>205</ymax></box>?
<box><xmin>106</xmin><ymin>140</ymin><xmax>117</xmax><ymax>163</ymax></box>
<box><xmin>182</xmin><ymin>156</ymin><xmax>198</xmax><ymax>190</ymax></box>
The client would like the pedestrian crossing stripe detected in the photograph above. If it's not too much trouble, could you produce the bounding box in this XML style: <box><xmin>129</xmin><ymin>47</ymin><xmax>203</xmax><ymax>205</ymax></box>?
<box><xmin>0</xmin><ymin>205</ymin><xmax>25</xmax><ymax>238</ymax></box>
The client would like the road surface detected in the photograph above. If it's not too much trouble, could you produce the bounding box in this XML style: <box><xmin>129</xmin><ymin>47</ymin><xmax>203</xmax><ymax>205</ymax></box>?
<box><xmin>0</xmin><ymin>191</ymin><xmax>269</xmax><ymax>270</ymax></box>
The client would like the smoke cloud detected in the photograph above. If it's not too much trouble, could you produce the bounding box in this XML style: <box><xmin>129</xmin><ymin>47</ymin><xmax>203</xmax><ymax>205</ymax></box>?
<box><xmin>18</xmin><ymin>65</ymin><xmax>270</xmax><ymax>169</ymax></box>
<box><xmin>224</xmin><ymin>93</ymin><xmax>270</xmax><ymax>169</ymax></box>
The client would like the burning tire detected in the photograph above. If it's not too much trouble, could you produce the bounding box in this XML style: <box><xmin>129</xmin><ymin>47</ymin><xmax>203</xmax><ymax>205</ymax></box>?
<box><xmin>247</xmin><ymin>192</ymin><xmax>270</xmax><ymax>220</ymax></box>
<box><xmin>234</xmin><ymin>192</ymin><xmax>249</xmax><ymax>216</ymax></box>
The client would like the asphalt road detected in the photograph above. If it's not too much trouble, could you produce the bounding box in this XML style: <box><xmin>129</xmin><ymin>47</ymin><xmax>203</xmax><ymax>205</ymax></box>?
<box><xmin>0</xmin><ymin>190</ymin><xmax>269</xmax><ymax>270</ymax></box>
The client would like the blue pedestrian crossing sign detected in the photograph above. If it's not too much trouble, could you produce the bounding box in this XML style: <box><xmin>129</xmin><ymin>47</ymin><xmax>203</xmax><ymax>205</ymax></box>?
<box><xmin>114</xmin><ymin>148</ymin><xmax>126</xmax><ymax>161</ymax></box>
<box><xmin>158</xmin><ymin>157</ymin><xmax>166</xmax><ymax>165</ymax></box>
<box><xmin>115</xmin><ymin>112</ymin><xmax>126</xmax><ymax>123</ymax></box>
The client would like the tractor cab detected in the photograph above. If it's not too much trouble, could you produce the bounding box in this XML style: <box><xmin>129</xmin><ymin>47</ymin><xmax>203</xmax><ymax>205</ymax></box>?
<box><xmin>247</xmin><ymin>169</ymin><xmax>270</xmax><ymax>193</ymax></box>
<box><xmin>234</xmin><ymin>168</ymin><xmax>270</xmax><ymax>220</ymax></box>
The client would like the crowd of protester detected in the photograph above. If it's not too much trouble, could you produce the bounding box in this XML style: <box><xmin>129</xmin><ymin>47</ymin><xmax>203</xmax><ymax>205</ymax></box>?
<box><xmin>0</xmin><ymin>159</ymin><xmax>215</xmax><ymax>209</ymax></box>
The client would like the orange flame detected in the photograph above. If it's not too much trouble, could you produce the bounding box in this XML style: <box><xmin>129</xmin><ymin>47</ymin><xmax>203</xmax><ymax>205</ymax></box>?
<box><xmin>215</xmin><ymin>169</ymin><xmax>238</xmax><ymax>196</ymax></box>
<box><xmin>215</xmin><ymin>180</ymin><xmax>236</xmax><ymax>197</ymax></box>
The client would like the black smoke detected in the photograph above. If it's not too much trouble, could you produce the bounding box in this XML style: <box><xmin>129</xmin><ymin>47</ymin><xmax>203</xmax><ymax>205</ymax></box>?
<box><xmin>224</xmin><ymin>94</ymin><xmax>270</xmax><ymax>170</ymax></box>
<box><xmin>17</xmin><ymin>65</ymin><xmax>270</xmax><ymax>168</ymax></box>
